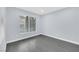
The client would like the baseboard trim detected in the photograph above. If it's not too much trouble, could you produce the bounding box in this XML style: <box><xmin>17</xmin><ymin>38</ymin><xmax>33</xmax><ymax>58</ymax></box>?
<box><xmin>7</xmin><ymin>33</ymin><xmax>79</xmax><ymax>45</ymax></box>
<box><xmin>7</xmin><ymin>34</ymin><xmax>40</xmax><ymax>44</ymax></box>
<box><xmin>41</xmin><ymin>34</ymin><xmax>79</xmax><ymax>45</ymax></box>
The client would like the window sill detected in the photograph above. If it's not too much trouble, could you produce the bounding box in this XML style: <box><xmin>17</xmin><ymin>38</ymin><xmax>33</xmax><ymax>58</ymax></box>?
<box><xmin>19</xmin><ymin>31</ymin><xmax>36</xmax><ymax>34</ymax></box>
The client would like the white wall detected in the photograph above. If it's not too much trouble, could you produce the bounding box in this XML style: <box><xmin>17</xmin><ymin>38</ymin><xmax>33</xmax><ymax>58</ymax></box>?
<box><xmin>41</xmin><ymin>7</ymin><xmax>79</xmax><ymax>44</ymax></box>
<box><xmin>6</xmin><ymin>7</ymin><xmax>79</xmax><ymax>45</ymax></box>
<box><xmin>0</xmin><ymin>7</ymin><xmax>6</xmax><ymax>51</ymax></box>
<box><xmin>6</xmin><ymin>7</ymin><xmax>40</xmax><ymax>43</ymax></box>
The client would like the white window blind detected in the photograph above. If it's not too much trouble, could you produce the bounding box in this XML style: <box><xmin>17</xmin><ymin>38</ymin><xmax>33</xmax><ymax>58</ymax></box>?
<box><xmin>19</xmin><ymin>16</ymin><xmax>36</xmax><ymax>32</ymax></box>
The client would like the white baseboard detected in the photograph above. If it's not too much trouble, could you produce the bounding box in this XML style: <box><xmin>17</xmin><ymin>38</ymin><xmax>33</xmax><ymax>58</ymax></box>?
<box><xmin>41</xmin><ymin>34</ymin><xmax>79</xmax><ymax>45</ymax></box>
<box><xmin>7</xmin><ymin>33</ymin><xmax>79</xmax><ymax>45</ymax></box>
<box><xmin>7</xmin><ymin>34</ymin><xmax>40</xmax><ymax>44</ymax></box>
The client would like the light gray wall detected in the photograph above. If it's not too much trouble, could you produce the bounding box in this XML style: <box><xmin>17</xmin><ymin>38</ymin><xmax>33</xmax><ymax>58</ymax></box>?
<box><xmin>0</xmin><ymin>7</ymin><xmax>6</xmax><ymax>51</ymax></box>
<box><xmin>6</xmin><ymin>7</ymin><xmax>79</xmax><ymax>44</ymax></box>
<box><xmin>41</xmin><ymin>7</ymin><xmax>79</xmax><ymax>44</ymax></box>
<box><xmin>6</xmin><ymin>7</ymin><xmax>40</xmax><ymax>43</ymax></box>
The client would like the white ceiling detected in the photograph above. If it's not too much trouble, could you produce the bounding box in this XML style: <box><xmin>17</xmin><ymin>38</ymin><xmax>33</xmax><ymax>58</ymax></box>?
<box><xmin>17</xmin><ymin>7</ymin><xmax>66</xmax><ymax>15</ymax></box>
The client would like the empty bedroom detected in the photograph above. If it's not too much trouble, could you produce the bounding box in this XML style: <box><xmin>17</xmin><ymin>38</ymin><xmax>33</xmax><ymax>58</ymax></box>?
<box><xmin>0</xmin><ymin>7</ymin><xmax>79</xmax><ymax>52</ymax></box>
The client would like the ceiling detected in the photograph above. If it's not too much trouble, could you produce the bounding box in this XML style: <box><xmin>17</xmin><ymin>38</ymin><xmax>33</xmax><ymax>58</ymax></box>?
<box><xmin>17</xmin><ymin>7</ymin><xmax>66</xmax><ymax>15</ymax></box>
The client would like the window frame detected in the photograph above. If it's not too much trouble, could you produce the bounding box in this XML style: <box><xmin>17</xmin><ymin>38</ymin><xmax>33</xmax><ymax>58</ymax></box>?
<box><xmin>19</xmin><ymin>16</ymin><xmax>36</xmax><ymax>33</ymax></box>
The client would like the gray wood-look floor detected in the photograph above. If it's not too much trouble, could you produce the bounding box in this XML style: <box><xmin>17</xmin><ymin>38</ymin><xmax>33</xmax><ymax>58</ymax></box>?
<box><xmin>6</xmin><ymin>35</ymin><xmax>79</xmax><ymax>52</ymax></box>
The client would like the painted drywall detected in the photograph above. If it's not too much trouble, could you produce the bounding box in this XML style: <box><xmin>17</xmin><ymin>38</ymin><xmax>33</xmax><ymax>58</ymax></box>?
<box><xmin>6</xmin><ymin>7</ymin><xmax>40</xmax><ymax>43</ymax></box>
<box><xmin>0</xmin><ymin>7</ymin><xmax>6</xmax><ymax>51</ymax></box>
<box><xmin>6</xmin><ymin>7</ymin><xmax>79</xmax><ymax>45</ymax></box>
<box><xmin>41</xmin><ymin>7</ymin><xmax>79</xmax><ymax>44</ymax></box>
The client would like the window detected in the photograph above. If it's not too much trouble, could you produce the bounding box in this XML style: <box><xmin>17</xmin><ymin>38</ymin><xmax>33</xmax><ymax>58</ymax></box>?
<box><xmin>19</xmin><ymin>16</ymin><xmax>36</xmax><ymax>32</ymax></box>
